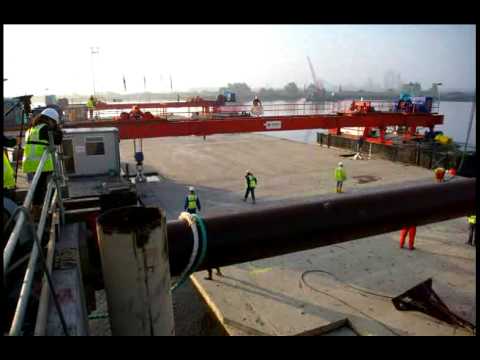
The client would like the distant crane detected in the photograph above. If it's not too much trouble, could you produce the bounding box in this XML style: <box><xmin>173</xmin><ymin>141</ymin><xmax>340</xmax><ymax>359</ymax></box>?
<box><xmin>307</xmin><ymin>56</ymin><xmax>324</xmax><ymax>93</ymax></box>
<box><xmin>306</xmin><ymin>56</ymin><xmax>327</xmax><ymax>103</ymax></box>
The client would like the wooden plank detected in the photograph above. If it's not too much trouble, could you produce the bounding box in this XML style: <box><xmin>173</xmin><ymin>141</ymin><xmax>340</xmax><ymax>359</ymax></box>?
<box><xmin>294</xmin><ymin>318</ymin><xmax>353</xmax><ymax>336</ymax></box>
<box><xmin>65</xmin><ymin>207</ymin><xmax>101</xmax><ymax>214</ymax></box>
<box><xmin>63</xmin><ymin>197</ymin><xmax>100</xmax><ymax>211</ymax></box>
<box><xmin>64</xmin><ymin>197</ymin><xmax>100</xmax><ymax>203</ymax></box>
<box><xmin>46</xmin><ymin>223</ymin><xmax>89</xmax><ymax>336</ymax></box>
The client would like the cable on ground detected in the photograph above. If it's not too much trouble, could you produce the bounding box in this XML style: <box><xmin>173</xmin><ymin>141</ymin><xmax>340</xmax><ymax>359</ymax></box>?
<box><xmin>300</xmin><ymin>269</ymin><xmax>401</xmax><ymax>336</ymax></box>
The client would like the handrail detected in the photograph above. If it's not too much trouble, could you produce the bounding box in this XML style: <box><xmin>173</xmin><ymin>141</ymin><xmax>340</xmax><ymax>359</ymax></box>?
<box><xmin>48</xmin><ymin>131</ymin><xmax>66</xmax><ymax>224</ymax></box>
<box><xmin>34</xmin><ymin>192</ymin><xmax>58</xmax><ymax>336</ymax></box>
<box><xmin>3</xmin><ymin>149</ymin><xmax>50</xmax><ymax>270</ymax></box>
<box><xmin>8</xmin><ymin>182</ymin><xmax>55</xmax><ymax>336</ymax></box>
<box><xmin>3</xmin><ymin>130</ymin><xmax>67</xmax><ymax>336</ymax></box>
<box><xmin>62</xmin><ymin>99</ymin><xmax>441</xmax><ymax>124</ymax></box>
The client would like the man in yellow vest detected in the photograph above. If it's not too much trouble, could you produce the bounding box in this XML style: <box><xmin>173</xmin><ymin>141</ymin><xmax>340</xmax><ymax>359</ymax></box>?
<box><xmin>243</xmin><ymin>170</ymin><xmax>257</xmax><ymax>204</ymax></box>
<box><xmin>3</xmin><ymin>135</ymin><xmax>18</xmax><ymax>247</ymax></box>
<box><xmin>3</xmin><ymin>135</ymin><xmax>17</xmax><ymax>194</ymax></box>
<box><xmin>184</xmin><ymin>186</ymin><xmax>201</xmax><ymax>214</ymax></box>
<box><xmin>4</xmin><ymin>151</ymin><xmax>15</xmax><ymax>190</ymax></box>
<box><xmin>22</xmin><ymin>108</ymin><xmax>63</xmax><ymax>220</ymax></box>
<box><xmin>467</xmin><ymin>215</ymin><xmax>476</xmax><ymax>246</ymax></box>
<box><xmin>87</xmin><ymin>95</ymin><xmax>96</xmax><ymax>120</ymax></box>
<box><xmin>335</xmin><ymin>162</ymin><xmax>347</xmax><ymax>193</ymax></box>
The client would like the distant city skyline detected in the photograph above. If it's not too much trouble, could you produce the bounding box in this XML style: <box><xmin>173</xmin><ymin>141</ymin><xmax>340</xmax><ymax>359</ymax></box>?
<box><xmin>3</xmin><ymin>25</ymin><xmax>476</xmax><ymax>97</ymax></box>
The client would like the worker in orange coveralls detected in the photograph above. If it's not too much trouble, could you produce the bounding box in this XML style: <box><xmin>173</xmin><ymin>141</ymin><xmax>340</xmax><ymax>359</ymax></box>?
<box><xmin>399</xmin><ymin>226</ymin><xmax>417</xmax><ymax>250</ymax></box>
<box><xmin>400</xmin><ymin>167</ymin><xmax>447</xmax><ymax>250</ymax></box>
<box><xmin>129</xmin><ymin>105</ymin><xmax>143</xmax><ymax>120</ymax></box>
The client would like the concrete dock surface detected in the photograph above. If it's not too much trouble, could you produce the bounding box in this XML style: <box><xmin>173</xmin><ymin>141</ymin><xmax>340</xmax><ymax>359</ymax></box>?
<box><xmin>120</xmin><ymin>133</ymin><xmax>475</xmax><ymax>336</ymax></box>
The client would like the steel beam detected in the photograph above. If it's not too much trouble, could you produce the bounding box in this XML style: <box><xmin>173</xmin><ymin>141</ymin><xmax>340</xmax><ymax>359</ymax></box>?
<box><xmin>166</xmin><ymin>178</ymin><xmax>475</xmax><ymax>277</ymax></box>
<box><xmin>62</xmin><ymin>113</ymin><xmax>443</xmax><ymax>140</ymax></box>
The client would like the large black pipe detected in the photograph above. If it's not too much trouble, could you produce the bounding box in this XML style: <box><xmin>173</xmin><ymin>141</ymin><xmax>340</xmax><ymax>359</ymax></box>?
<box><xmin>167</xmin><ymin>178</ymin><xmax>476</xmax><ymax>276</ymax></box>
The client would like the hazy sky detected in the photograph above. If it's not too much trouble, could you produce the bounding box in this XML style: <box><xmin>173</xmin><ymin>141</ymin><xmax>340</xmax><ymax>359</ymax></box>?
<box><xmin>3</xmin><ymin>24</ymin><xmax>476</xmax><ymax>97</ymax></box>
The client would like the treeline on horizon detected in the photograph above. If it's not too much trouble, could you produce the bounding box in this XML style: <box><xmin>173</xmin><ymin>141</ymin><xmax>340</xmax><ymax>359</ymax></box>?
<box><xmin>33</xmin><ymin>82</ymin><xmax>475</xmax><ymax>104</ymax></box>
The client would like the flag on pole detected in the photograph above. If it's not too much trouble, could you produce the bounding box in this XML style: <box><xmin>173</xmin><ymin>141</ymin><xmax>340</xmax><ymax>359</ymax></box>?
<box><xmin>123</xmin><ymin>75</ymin><xmax>127</xmax><ymax>92</ymax></box>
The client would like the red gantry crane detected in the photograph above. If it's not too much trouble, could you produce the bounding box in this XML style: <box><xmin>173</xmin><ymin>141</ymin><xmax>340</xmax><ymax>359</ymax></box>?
<box><xmin>57</xmin><ymin>97</ymin><xmax>443</xmax><ymax>144</ymax></box>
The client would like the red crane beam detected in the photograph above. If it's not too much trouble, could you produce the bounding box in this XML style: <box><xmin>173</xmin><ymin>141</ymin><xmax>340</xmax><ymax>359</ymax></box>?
<box><xmin>94</xmin><ymin>100</ymin><xmax>219</xmax><ymax>110</ymax></box>
<box><xmin>63</xmin><ymin>113</ymin><xmax>443</xmax><ymax>140</ymax></box>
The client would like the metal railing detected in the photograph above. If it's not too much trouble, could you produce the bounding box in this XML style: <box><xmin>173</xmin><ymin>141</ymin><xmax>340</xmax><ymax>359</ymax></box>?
<box><xmin>62</xmin><ymin>99</ymin><xmax>443</xmax><ymax>125</ymax></box>
<box><xmin>3</xmin><ymin>131</ymin><xmax>67</xmax><ymax>336</ymax></box>
<box><xmin>65</xmin><ymin>102</ymin><xmax>338</xmax><ymax>121</ymax></box>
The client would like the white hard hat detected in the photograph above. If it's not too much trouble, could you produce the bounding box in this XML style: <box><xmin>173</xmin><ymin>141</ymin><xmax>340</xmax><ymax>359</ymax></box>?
<box><xmin>338</xmin><ymin>162</ymin><xmax>343</xmax><ymax>166</ymax></box>
<box><xmin>189</xmin><ymin>186</ymin><xmax>195</xmax><ymax>192</ymax></box>
<box><xmin>41</xmin><ymin>108</ymin><xmax>60</xmax><ymax>123</ymax></box>
<box><xmin>246</xmin><ymin>169</ymin><xmax>251</xmax><ymax>174</ymax></box>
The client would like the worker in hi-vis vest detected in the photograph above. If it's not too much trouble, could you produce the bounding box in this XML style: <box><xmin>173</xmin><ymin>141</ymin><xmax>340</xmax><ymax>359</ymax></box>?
<box><xmin>22</xmin><ymin>108</ymin><xmax>63</xmax><ymax>220</ymax></box>
<box><xmin>3</xmin><ymin>151</ymin><xmax>15</xmax><ymax>190</ymax></box>
<box><xmin>87</xmin><ymin>95</ymin><xmax>96</xmax><ymax>119</ymax></box>
<box><xmin>3</xmin><ymin>135</ymin><xmax>18</xmax><ymax>246</ymax></box>
<box><xmin>244</xmin><ymin>170</ymin><xmax>257</xmax><ymax>204</ymax></box>
<box><xmin>467</xmin><ymin>215</ymin><xmax>476</xmax><ymax>246</ymax></box>
<box><xmin>184</xmin><ymin>186</ymin><xmax>201</xmax><ymax>214</ymax></box>
<box><xmin>335</xmin><ymin>162</ymin><xmax>347</xmax><ymax>193</ymax></box>
<box><xmin>3</xmin><ymin>135</ymin><xmax>17</xmax><ymax>194</ymax></box>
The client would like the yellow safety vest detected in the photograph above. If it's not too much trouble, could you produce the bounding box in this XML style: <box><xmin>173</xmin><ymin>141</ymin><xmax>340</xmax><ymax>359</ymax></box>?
<box><xmin>22</xmin><ymin>124</ymin><xmax>54</xmax><ymax>174</ymax></box>
<box><xmin>248</xmin><ymin>175</ymin><xmax>256</xmax><ymax>188</ymax></box>
<box><xmin>187</xmin><ymin>194</ymin><xmax>197</xmax><ymax>210</ymax></box>
<box><xmin>87</xmin><ymin>99</ymin><xmax>96</xmax><ymax>109</ymax></box>
<box><xmin>335</xmin><ymin>167</ymin><xmax>346</xmax><ymax>181</ymax></box>
<box><xmin>468</xmin><ymin>215</ymin><xmax>476</xmax><ymax>225</ymax></box>
<box><xmin>4</xmin><ymin>151</ymin><xmax>15</xmax><ymax>189</ymax></box>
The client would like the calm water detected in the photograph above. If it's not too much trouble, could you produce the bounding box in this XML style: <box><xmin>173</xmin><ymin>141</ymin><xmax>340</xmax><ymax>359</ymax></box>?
<box><xmin>258</xmin><ymin>100</ymin><xmax>476</xmax><ymax>147</ymax></box>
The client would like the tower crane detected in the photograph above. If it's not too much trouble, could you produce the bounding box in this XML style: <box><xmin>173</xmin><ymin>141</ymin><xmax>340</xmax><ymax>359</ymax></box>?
<box><xmin>307</xmin><ymin>56</ymin><xmax>324</xmax><ymax>92</ymax></box>
<box><xmin>306</xmin><ymin>56</ymin><xmax>326</xmax><ymax>101</ymax></box>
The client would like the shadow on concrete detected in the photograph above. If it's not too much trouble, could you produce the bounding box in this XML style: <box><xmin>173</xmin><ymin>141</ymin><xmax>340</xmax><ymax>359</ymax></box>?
<box><xmin>172</xmin><ymin>278</ymin><xmax>228</xmax><ymax>336</ymax></box>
